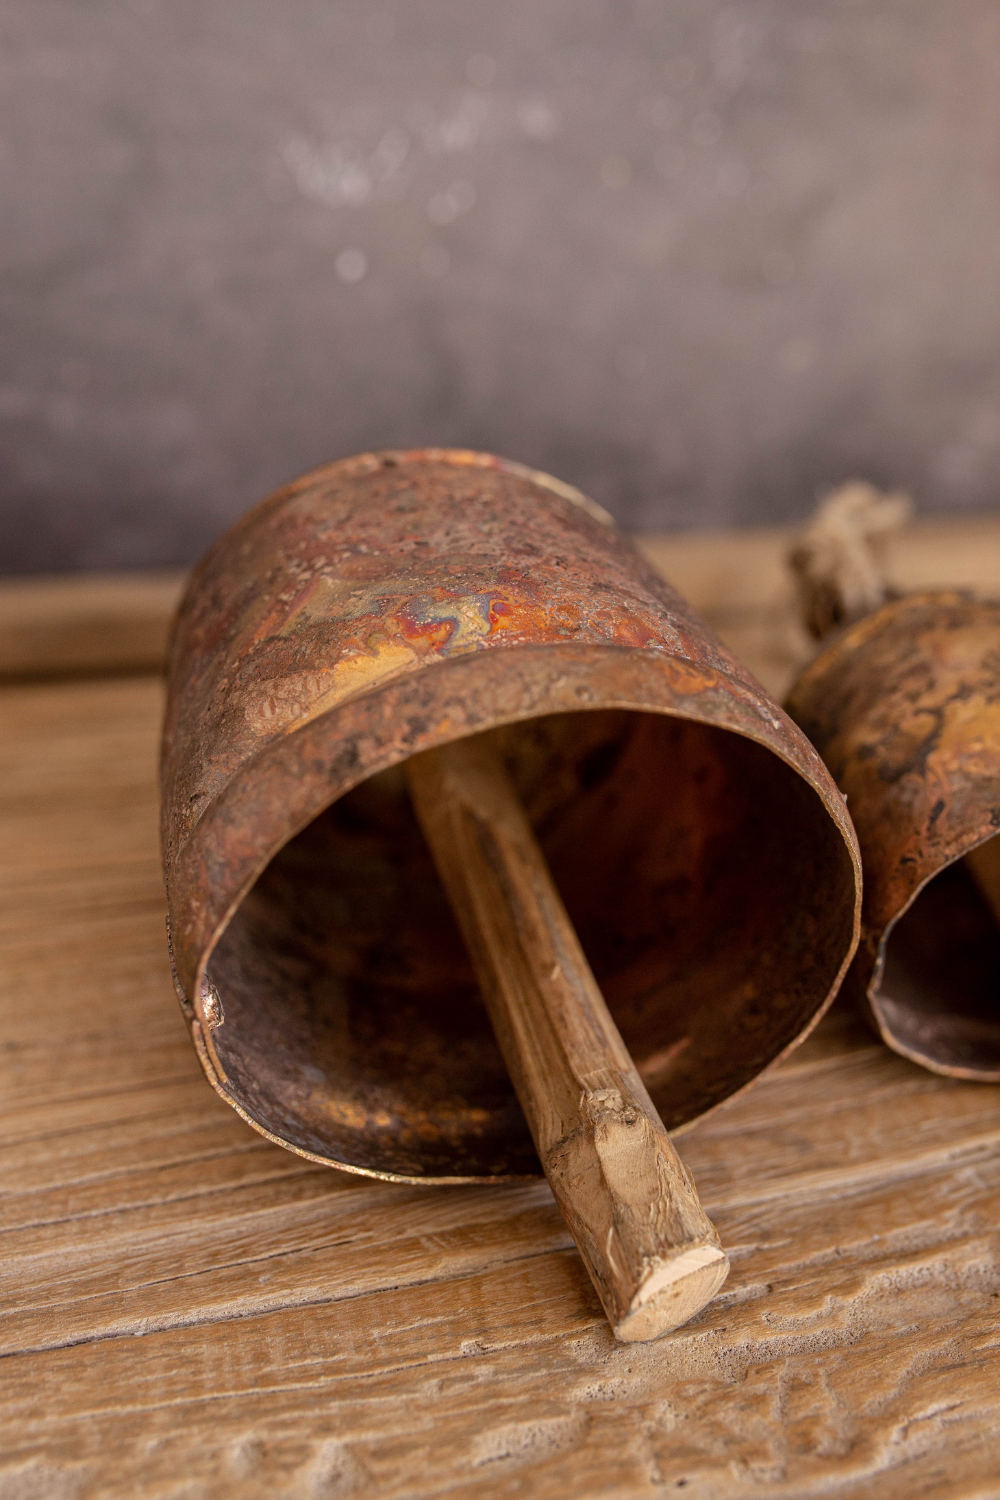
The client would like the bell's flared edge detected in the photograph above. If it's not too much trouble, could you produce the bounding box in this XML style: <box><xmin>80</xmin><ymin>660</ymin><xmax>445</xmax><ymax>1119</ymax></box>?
<box><xmin>162</xmin><ymin>448</ymin><xmax>862</xmax><ymax>1181</ymax></box>
<box><xmin>786</xmin><ymin>589</ymin><xmax>1000</xmax><ymax>1082</ymax></box>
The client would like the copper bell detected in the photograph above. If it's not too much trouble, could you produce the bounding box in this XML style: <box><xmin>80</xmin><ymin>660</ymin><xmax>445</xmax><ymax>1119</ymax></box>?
<box><xmin>161</xmin><ymin>449</ymin><xmax>860</xmax><ymax>1218</ymax></box>
<box><xmin>787</xmin><ymin>587</ymin><xmax>1000</xmax><ymax>1082</ymax></box>
<box><xmin>784</xmin><ymin>482</ymin><xmax>1000</xmax><ymax>1082</ymax></box>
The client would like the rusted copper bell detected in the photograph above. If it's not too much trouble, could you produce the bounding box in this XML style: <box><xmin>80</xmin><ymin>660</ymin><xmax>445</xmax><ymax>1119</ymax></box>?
<box><xmin>162</xmin><ymin>449</ymin><xmax>861</xmax><ymax>1181</ymax></box>
<box><xmin>787</xmin><ymin>590</ymin><xmax>1000</xmax><ymax>1082</ymax></box>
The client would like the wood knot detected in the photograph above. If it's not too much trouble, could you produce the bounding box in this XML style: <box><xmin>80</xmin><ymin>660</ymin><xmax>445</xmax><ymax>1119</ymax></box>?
<box><xmin>582</xmin><ymin>1088</ymin><xmax>638</xmax><ymax>1126</ymax></box>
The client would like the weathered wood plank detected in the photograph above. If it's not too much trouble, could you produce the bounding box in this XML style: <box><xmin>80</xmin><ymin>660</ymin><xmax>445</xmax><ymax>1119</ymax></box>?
<box><xmin>3</xmin><ymin>1026</ymin><xmax>997</xmax><ymax>1338</ymax></box>
<box><xmin>0</xmin><ymin>570</ymin><xmax>185</xmax><ymax>681</ymax></box>
<box><xmin>1</xmin><ymin>553</ymin><xmax>998</xmax><ymax>1498</ymax></box>
<box><xmin>1</xmin><ymin>1216</ymin><xmax>996</xmax><ymax>1498</ymax></box>
<box><xmin>2</xmin><ymin>1108</ymin><xmax>997</xmax><ymax>1368</ymax></box>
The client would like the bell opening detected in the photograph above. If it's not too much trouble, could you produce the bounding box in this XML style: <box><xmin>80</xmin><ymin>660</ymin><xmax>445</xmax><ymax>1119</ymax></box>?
<box><xmin>876</xmin><ymin>833</ymin><xmax>1000</xmax><ymax>1078</ymax></box>
<box><xmin>204</xmin><ymin>708</ymin><xmax>857</xmax><ymax>1180</ymax></box>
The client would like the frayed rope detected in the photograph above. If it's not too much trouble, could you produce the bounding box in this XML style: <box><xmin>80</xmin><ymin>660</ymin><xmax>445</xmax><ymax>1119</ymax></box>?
<box><xmin>788</xmin><ymin>481</ymin><xmax>912</xmax><ymax>641</ymax></box>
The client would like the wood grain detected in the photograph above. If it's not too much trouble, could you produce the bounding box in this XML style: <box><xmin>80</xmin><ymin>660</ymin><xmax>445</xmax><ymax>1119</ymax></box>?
<box><xmin>1</xmin><ymin>529</ymin><xmax>998</xmax><ymax>1497</ymax></box>
<box><xmin>0</xmin><ymin>570</ymin><xmax>185</xmax><ymax>680</ymax></box>
<box><xmin>406</xmin><ymin>737</ymin><xmax>727</xmax><ymax>1342</ymax></box>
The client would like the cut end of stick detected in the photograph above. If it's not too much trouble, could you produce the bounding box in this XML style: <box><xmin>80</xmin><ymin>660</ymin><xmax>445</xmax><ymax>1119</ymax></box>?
<box><xmin>613</xmin><ymin>1244</ymin><xmax>730</xmax><ymax>1343</ymax></box>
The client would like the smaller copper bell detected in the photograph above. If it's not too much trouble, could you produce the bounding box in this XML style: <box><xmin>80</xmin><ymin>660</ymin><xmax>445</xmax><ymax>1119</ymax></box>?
<box><xmin>162</xmin><ymin>450</ymin><xmax>861</xmax><ymax>1338</ymax></box>
<box><xmin>786</xmin><ymin>485</ymin><xmax>1000</xmax><ymax>1081</ymax></box>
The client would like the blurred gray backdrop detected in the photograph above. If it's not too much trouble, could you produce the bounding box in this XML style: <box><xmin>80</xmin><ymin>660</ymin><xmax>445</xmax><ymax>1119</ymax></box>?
<box><xmin>2</xmin><ymin>0</ymin><xmax>999</xmax><ymax>573</ymax></box>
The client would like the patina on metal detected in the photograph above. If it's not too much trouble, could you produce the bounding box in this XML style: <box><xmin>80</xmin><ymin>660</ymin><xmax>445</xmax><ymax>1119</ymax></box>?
<box><xmin>161</xmin><ymin>449</ymin><xmax>861</xmax><ymax>1181</ymax></box>
<box><xmin>786</xmin><ymin>590</ymin><xmax>1000</xmax><ymax>1082</ymax></box>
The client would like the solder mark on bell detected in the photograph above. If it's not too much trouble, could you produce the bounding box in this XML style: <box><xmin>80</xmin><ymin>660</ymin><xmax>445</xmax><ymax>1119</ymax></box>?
<box><xmin>198</xmin><ymin>980</ymin><xmax>225</xmax><ymax>1031</ymax></box>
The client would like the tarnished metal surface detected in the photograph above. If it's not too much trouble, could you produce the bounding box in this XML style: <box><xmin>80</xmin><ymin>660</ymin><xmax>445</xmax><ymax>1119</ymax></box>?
<box><xmin>162</xmin><ymin>449</ymin><xmax>861</xmax><ymax>1180</ymax></box>
<box><xmin>786</xmin><ymin>590</ymin><xmax>1000</xmax><ymax>1081</ymax></box>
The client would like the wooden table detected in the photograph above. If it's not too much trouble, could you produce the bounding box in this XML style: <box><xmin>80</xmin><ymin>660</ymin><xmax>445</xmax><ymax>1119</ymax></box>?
<box><xmin>2</xmin><ymin>523</ymin><xmax>998</xmax><ymax>1498</ymax></box>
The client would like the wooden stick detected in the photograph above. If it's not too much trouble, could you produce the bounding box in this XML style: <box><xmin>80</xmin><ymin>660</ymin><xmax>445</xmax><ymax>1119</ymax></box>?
<box><xmin>965</xmin><ymin>834</ymin><xmax>1000</xmax><ymax>929</ymax></box>
<box><xmin>405</xmin><ymin>734</ymin><xmax>729</xmax><ymax>1342</ymax></box>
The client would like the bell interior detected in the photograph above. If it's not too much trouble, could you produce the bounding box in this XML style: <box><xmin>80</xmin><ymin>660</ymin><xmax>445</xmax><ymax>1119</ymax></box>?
<box><xmin>205</xmin><ymin>709</ymin><xmax>856</xmax><ymax>1179</ymax></box>
<box><xmin>876</xmin><ymin>834</ymin><xmax>1000</xmax><ymax>1078</ymax></box>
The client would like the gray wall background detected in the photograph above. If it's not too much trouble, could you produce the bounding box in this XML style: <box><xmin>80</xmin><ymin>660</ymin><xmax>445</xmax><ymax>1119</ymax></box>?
<box><xmin>2</xmin><ymin>0</ymin><xmax>999</xmax><ymax>574</ymax></box>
